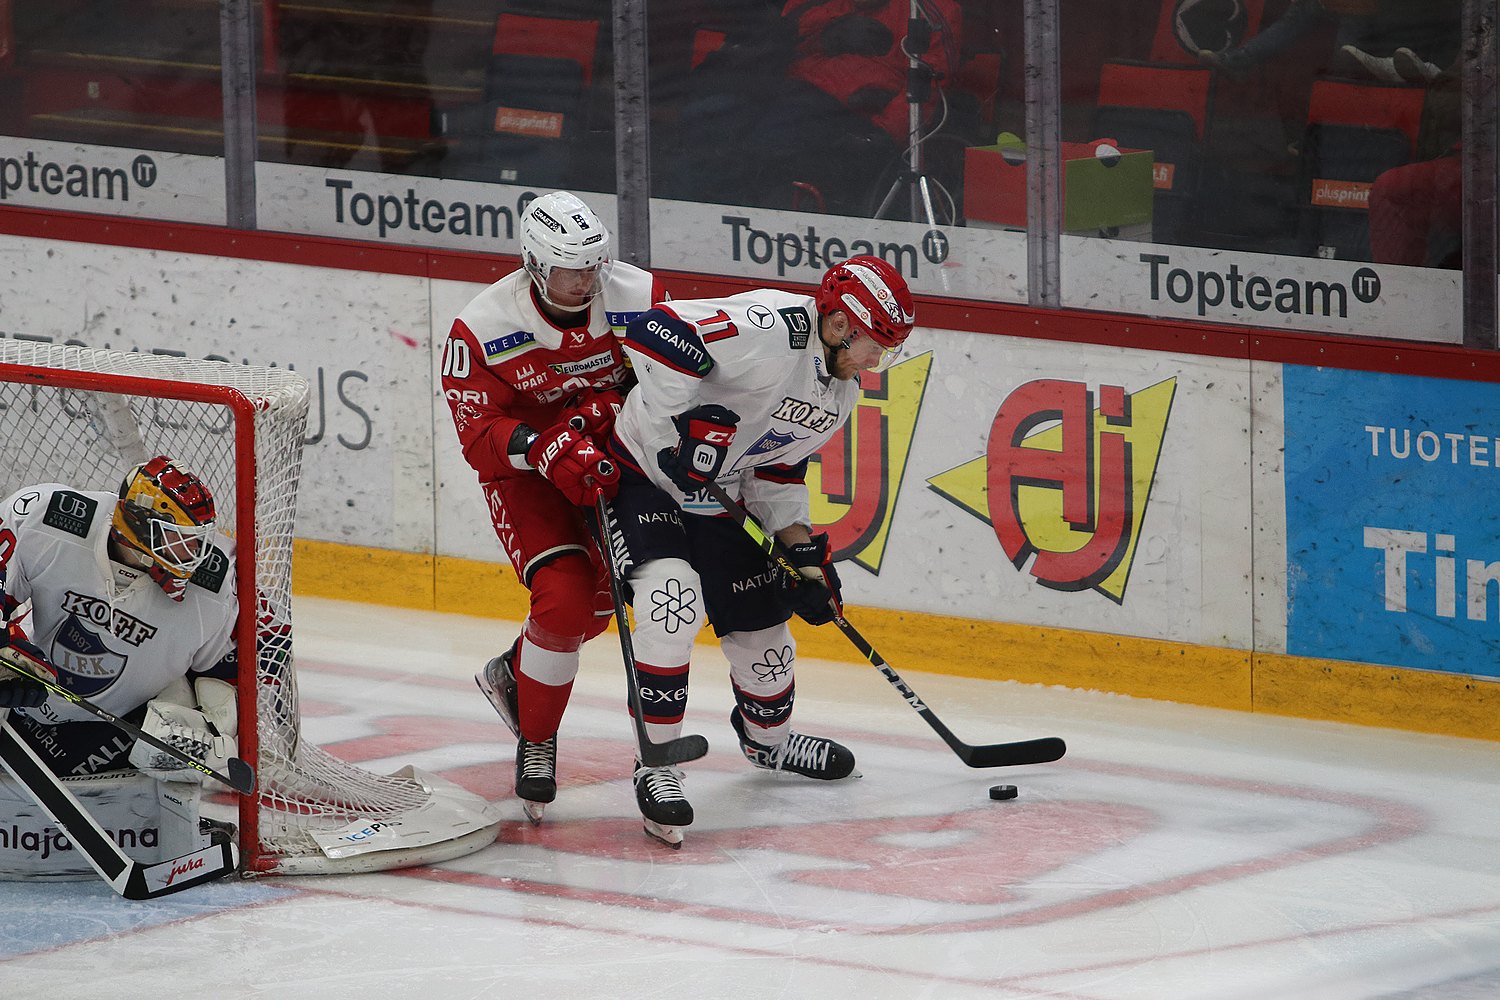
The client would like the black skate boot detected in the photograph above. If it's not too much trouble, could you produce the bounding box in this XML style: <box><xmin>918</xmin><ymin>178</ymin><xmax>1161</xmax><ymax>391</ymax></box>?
<box><xmin>731</xmin><ymin>709</ymin><xmax>858</xmax><ymax>780</ymax></box>
<box><xmin>633</xmin><ymin>761</ymin><xmax>693</xmax><ymax>848</ymax></box>
<box><xmin>475</xmin><ymin>638</ymin><xmax>522</xmax><ymax>739</ymax></box>
<box><xmin>515</xmin><ymin>734</ymin><xmax>557</xmax><ymax>825</ymax></box>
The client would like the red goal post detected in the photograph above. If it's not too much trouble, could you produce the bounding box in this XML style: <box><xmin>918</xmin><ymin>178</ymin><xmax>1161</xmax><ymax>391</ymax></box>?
<box><xmin>0</xmin><ymin>342</ymin><xmax>499</xmax><ymax>875</ymax></box>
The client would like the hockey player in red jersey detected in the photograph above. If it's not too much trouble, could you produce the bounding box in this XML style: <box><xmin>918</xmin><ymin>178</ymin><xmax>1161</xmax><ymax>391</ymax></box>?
<box><xmin>604</xmin><ymin>255</ymin><xmax>915</xmax><ymax>846</ymax></box>
<box><xmin>443</xmin><ymin>191</ymin><xmax>669</xmax><ymax>823</ymax></box>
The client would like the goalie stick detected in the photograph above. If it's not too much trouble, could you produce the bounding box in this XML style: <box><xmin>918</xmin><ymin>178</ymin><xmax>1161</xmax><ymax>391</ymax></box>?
<box><xmin>700</xmin><ymin>480</ymin><xmax>1067</xmax><ymax>769</ymax></box>
<box><xmin>592</xmin><ymin>492</ymin><xmax>710</xmax><ymax>768</ymax></box>
<box><xmin>0</xmin><ymin>646</ymin><xmax>256</xmax><ymax>794</ymax></box>
<box><xmin>0</xmin><ymin>715</ymin><xmax>238</xmax><ymax>898</ymax></box>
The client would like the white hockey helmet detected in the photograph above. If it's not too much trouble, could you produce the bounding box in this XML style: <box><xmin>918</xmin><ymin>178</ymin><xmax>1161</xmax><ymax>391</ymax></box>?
<box><xmin>520</xmin><ymin>191</ymin><xmax>612</xmax><ymax>311</ymax></box>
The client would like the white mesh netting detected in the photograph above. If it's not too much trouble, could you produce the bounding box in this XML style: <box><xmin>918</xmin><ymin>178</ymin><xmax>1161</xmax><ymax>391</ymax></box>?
<box><xmin>0</xmin><ymin>342</ymin><xmax>498</xmax><ymax>874</ymax></box>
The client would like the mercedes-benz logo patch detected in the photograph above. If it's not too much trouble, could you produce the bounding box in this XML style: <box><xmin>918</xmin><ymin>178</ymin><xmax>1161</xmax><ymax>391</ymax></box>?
<box><xmin>747</xmin><ymin>304</ymin><xmax>774</xmax><ymax>329</ymax></box>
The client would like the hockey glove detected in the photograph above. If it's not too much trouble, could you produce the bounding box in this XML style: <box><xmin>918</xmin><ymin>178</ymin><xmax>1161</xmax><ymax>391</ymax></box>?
<box><xmin>528</xmin><ymin>424</ymin><xmax>620</xmax><ymax>505</ymax></box>
<box><xmin>0</xmin><ymin>630</ymin><xmax>56</xmax><ymax>708</ymax></box>
<box><xmin>657</xmin><ymin>403</ymin><xmax>739</xmax><ymax>494</ymax></box>
<box><xmin>562</xmin><ymin>386</ymin><xmax>625</xmax><ymax>438</ymax></box>
<box><xmin>776</xmin><ymin>533</ymin><xmax>843</xmax><ymax>626</ymax></box>
<box><xmin>129</xmin><ymin>699</ymin><xmax>236</xmax><ymax>784</ymax></box>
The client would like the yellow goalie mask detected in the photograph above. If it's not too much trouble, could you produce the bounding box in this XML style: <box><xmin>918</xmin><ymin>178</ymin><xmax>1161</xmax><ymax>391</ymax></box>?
<box><xmin>112</xmin><ymin>456</ymin><xmax>217</xmax><ymax>582</ymax></box>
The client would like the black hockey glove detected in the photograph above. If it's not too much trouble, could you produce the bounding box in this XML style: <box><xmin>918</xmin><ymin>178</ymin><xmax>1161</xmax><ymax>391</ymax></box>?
<box><xmin>776</xmin><ymin>533</ymin><xmax>843</xmax><ymax>627</ymax></box>
<box><xmin>657</xmin><ymin>403</ymin><xmax>739</xmax><ymax>494</ymax></box>
<box><xmin>0</xmin><ymin>631</ymin><xmax>56</xmax><ymax>708</ymax></box>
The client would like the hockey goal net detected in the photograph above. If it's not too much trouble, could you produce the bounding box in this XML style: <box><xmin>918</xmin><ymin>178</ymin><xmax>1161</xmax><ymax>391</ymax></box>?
<box><xmin>0</xmin><ymin>342</ymin><xmax>499</xmax><ymax>875</ymax></box>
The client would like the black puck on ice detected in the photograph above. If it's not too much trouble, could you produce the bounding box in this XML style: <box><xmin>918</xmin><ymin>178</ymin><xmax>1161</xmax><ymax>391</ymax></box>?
<box><xmin>989</xmin><ymin>784</ymin><xmax>1018</xmax><ymax>800</ymax></box>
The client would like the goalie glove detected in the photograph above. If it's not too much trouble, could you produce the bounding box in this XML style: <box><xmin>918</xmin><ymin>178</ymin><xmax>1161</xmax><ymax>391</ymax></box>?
<box><xmin>776</xmin><ymin>533</ymin><xmax>843</xmax><ymax>627</ymax></box>
<box><xmin>657</xmin><ymin>403</ymin><xmax>739</xmax><ymax>493</ymax></box>
<box><xmin>0</xmin><ymin>629</ymin><xmax>57</xmax><ymax>708</ymax></box>
<box><xmin>128</xmin><ymin>679</ymin><xmax>238</xmax><ymax>784</ymax></box>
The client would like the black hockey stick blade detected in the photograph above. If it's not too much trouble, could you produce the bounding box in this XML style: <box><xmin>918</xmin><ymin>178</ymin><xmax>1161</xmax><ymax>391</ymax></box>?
<box><xmin>700</xmin><ymin>481</ymin><xmax>1067</xmax><ymax>769</ymax></box>
<box><xmin>0</xmin><ymin>718</ymin><xmax>239</xmax><ymax>898</ymax></box>
<box><xmin>862</xmin><ymin>633</ymin><xmax>1068</xmax><ymax>768</ymax></box>
<box><xmin>0</xmin><ymin>647</ymin><xmax>256</xmax><ymax>794</ymax></box>
<box><xmin>122</xmin><ymin>839</ymin><xmax>239</xmax><ymax>899</ymax></box>
<box><xmin>958</xmin><ymin>736</ymin><xmax>1068</xmax><ymax>768</ymax></box>
<box><xmin>592</xmin><ymin>493</ymin><xmax>709</xmax><ymax>768</ymax></box>
<box><xmin>638</xmin><ymin>732</ymin><xmax>710</xmax><ymax>768</ymax></box>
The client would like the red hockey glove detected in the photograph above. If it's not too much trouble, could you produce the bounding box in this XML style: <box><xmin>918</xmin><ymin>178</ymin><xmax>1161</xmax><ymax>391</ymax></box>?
<box><xmin>657</xmin><ymin>403</ymin><xmax>739</xmax><ymax>494</ymax></box>
<box><xmin>562</xmin><ymin>387</ymin><xmax>625</xmax><ymax>439</ymax></box>
<box><xmin>0</xmin><ymin>629</ymin><xmax>57</xmax><ymax>708</ymax></box>
<box><xmin>527</xmin><ymin>425</ymin><xmax>619</xmax><ymax>505</ymax></box>
<box><xmin>776</xmin><ymin>533</ymin><xmax>843</xmax><ymax>626</ymax></box>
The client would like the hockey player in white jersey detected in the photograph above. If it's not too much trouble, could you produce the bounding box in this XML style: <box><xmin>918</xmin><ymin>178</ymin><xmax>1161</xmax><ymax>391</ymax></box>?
<box><xmin>604</xmin><ymin>255</ymin><xmax>915</xmax><ymax>845</ymax></box>
<box><xmin>0</xmin><ymin>457</ymin><xmax>240</xmax><ymax>878</ymax></box>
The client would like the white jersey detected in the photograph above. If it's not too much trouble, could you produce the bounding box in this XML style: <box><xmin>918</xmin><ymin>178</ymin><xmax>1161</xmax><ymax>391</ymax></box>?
<box><xmin>613</xmin><ymin>289</ymin><xmax>859</xmax><ymax>532</ymax></box>
<box><xmin>0</xmin><ymin>485</ymin><xmax>238</xmax><ymax>726</ymax></box>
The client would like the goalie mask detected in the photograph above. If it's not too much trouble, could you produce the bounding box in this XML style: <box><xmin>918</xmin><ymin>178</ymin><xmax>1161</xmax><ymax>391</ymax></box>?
<box><xmin>111</xmin><ymin>457</ymin><xmax>217</xmax><ymax>596</ymax></box>
<box><xmin>816</xmin><ymin>255</ymin><xmax>915</xmax><ymax>372</ymax></box>
<box><xmin>520</xmin><ymin>191</ymin><xmax>612</xmax><ymax>312</ymax></box>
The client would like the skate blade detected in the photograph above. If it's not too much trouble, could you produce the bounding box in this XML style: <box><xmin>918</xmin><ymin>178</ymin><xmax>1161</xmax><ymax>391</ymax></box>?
<box><xmin>521</xmin><ymin>800</ymin><xmax>546</xmax><ymax>826</ymax></box>
<box><xmin>474</xmin><ymin>670</ymin><xmax>521</xmax><ymax>740</ymax></box>
<box><xmin>642</xmin><ymin>819</ymin><xmax>684</xmax><ymax>849</ymax></box>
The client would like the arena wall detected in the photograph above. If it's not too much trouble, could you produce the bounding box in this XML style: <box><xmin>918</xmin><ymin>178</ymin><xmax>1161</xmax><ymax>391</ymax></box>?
<box><xmin>2</xmin><ymin>205</ymin><xmax>1495</xmax><ymax>742</ymax></box>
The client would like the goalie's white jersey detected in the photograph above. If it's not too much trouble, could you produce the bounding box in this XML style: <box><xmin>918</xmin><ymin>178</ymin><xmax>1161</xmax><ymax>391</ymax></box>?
<box><xmin>613</xmin><ymin>289</ymin><xmax>859</xmax><ymax>532</ymax></box>
<box><xmin>0</xmin><ymin>484</ymin><xmax>237</xmax><ymax>726</ymax></box>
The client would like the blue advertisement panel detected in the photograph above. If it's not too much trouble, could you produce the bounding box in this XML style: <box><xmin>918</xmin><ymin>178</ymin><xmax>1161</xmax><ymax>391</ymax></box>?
<box><xmin>1283</xmin><ymin>365</ymin><xmax>1500</xmax><ymax>677</ymax></box>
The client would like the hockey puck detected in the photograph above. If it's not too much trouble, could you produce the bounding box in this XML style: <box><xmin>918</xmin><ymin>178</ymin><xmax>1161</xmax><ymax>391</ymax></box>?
<box><xmin>989</xmin><ymin>784</ymin><xmax>1018</xmax><ymax>800</ymax></box>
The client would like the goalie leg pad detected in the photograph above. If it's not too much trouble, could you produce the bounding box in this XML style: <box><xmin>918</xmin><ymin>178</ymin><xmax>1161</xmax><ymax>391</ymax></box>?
<box><xmin>0</xmin><ymin>770</ymin><xmax>202</xmax><ymax>880</ymax></box>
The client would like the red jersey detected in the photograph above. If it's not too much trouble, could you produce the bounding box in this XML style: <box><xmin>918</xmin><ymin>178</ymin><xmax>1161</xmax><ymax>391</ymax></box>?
<box><xmin>443</xmin><ymin>262</ymin><xmax>666</xmax><ymax>483</ymax></box>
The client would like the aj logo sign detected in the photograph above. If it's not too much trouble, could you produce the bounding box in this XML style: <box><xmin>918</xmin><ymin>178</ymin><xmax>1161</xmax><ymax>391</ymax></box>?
<box><xmin>808</xmin><ymin>352</ymin><xmax>932</xmax><ymax>573</ymax></box>
<box><xmin>930</xmin><ymin>378</ymin><xmax>1176</xmax><ymax>602</ymax></box>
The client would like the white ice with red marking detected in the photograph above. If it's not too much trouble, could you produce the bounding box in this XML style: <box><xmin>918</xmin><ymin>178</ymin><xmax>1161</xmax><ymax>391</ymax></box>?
<box><xmin>4</xmin><ymin>597</ymin><xmax>1499</xmax><ymax>999</ymax></box>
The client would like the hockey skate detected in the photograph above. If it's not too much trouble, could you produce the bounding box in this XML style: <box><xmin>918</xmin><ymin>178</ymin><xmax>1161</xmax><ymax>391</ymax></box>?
<box><xmin>515</xmin><ymin>735</ymin><xmax>557</xmax><ymax>825</ymax></box>
<box><xmin>731</xmin><ymin>710</ymin><xmax>859</xmax><ymax>780</ymax></box>
<box><xmin>475</xmin><ymin>640</ymin><xmax>522</xmax><ymax>739</ymax></box>
<box><xmin>633</xmin><ymin>761</ymin><xmax>692</xmax><ymax>848</ymax></box>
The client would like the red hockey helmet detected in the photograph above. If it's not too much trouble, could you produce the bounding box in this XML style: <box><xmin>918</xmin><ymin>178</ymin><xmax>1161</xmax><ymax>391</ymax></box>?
<box><xmin>816</xmin><ymin>255</ymin><xmax>915</xmax><ymax>368</ymax></box>
<box><xmin>112</xmin><ymin>456</ymin><xmax>217</xmax><ymax>580</ymax></box>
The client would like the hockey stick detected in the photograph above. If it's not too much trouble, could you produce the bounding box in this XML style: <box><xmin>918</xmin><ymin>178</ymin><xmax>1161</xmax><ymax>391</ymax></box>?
<box><xmin>0</xmin><ymin>714</ymin><xmax>238</xmax><ymax>898</ymax></box>
<box><xmin>592</xmin><ymin>492</ymin><xmax>710</xmax><ymax>768</ymax></box>
<box><xmin>700</xmin><ymin>481</ymin><xmax>1066</xmax><ymax>769</ymax></box>
<box><xmin>0</xmin><ymin>647</ymin><xmax>256</xmax><ymax>794</ymax></box>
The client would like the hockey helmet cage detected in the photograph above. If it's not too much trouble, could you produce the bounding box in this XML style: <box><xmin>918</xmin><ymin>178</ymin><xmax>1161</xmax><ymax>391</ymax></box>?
<box><xmin>112</xmin><ymin>456</ymin><xmax>217</xmax><ymax>579</ymax></box>
<box><xmin>817</xmin><ymin>255</ymin><xmax>915</xmax><ymax>370</ymax></box>
<box><xmin>520</xmin><ymin>191</ymin><xmax>613</xmax><ymax>310</ymax></box>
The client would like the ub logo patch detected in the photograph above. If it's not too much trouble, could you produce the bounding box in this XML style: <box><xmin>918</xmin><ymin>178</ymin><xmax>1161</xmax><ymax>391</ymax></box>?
<box><xmin>779</xmin><ymin>308</ymin><xmax>811</xmax><ymax>350</ymax></box>
<box><xmin>190</xmin><ymin>544</ymin><xmax>230</xmax><ymax>593</ymax></box>
<box><xmin>42</xmin><ymin>490</ymin><xmax>97</xmax><ymax>538</ymax></box>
